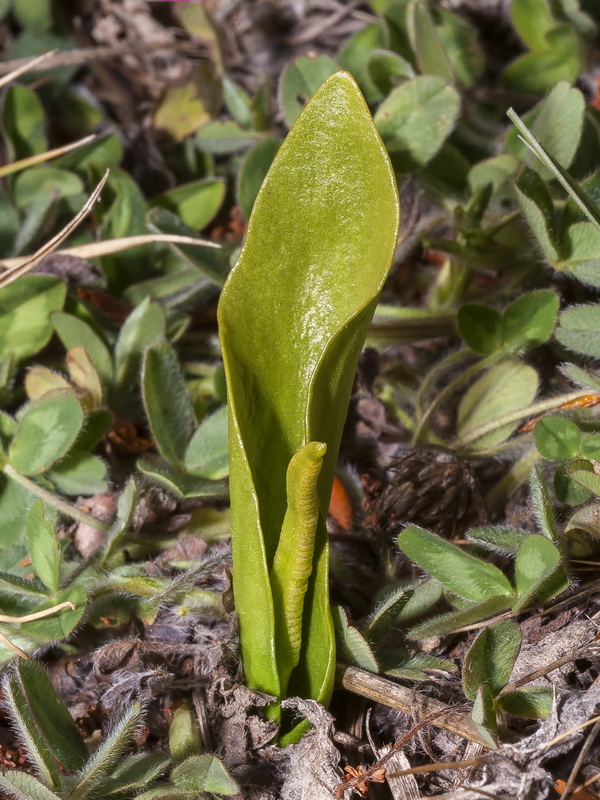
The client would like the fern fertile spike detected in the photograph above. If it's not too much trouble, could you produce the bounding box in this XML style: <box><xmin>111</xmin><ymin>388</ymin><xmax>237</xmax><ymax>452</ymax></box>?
<box><xmin>270</xmin><ymin>442</ymin><xmax>326</xmax><ymax>695</ymax></box>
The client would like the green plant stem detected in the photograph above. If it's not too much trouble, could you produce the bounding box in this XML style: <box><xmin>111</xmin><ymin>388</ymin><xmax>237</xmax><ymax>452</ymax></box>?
<box><xmin>411</xmin><ymin>352</ymin><xmax>500</xmax><ymax>446</ymax></box>
<box><xmin>415</xmin><ymin>346</ymin><xmax>473</xmax><ymax>418</ymax></box>
<box><xmin>483</xmin><ymin>209</ymin><xmax>521</xmax><ymax>238</ymax></box>
<box><xmin>452</xmin><ymin>388</ymin><xmax>595</xmax><ymax>450</ymax></box>
<box><xmin>422</xmin><ymin>237</ymin><xmax>463</xmax><ymax>256</ymax></box>
<box><xmin>485</xmin><ymin>448</ymin><xmax>538</xmax><ymax>516</ymax></box>
<box><xmin>3</xmin><ymin>465</ymin><xmax>110</xmax><ymax>532</ymax></box>
<box><xmin>369</xmin><ymin>308</ymin><xmax>456</xmax><ymax>344</ymax></box>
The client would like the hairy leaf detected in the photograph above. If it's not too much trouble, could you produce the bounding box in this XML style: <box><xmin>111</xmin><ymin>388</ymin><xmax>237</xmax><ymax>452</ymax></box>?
<box><xmin>70</xmin><ymin>703</ymin><xmax>142</xmax><ymax>800</ymax></box>
<box><xmin>0</xmin><ymin>772</ymin><xmax>62</xmax><ymax>800</ymax></box>
<box><xmin>171</xmin><ymin>755</ymin><xmax>239</xmax><ymax>795</ymax></box>
<box><xmin>363</xmin><ymin>585</ymin><xmax>413</xmax><ymax>642</ymax></box>
<box><xmin>375</xmin><ymin>75</ymin><xmax>460</xmax><ymax>171</ymax></box>
<box><xmin>530</xmin><ymin>463</ymin><xmax>559</xmax><ymax>542</ymax></box>
<box><xmin>141</xmin><ymin>343</ymin><xmax>196</xmax><ymax>468</ymax></box>
<box><xmin>534</xmin><ymin>416</ymin><xmax>582</xmax><ymax>461</ymax></box>
<box><xmin>0</xmin><ymin>277</ymin><xmax>65</xmax><ymax>363</ymax></box>
<box><xmin>556</xmin><ymin>305</ymin><xmax>600</xmax><ymax>358</ymax></box>
<box><xmin>397</xmin><ymin>526</ymin><xmax>514</xmax><ymax>603</ymax></box>
<box><xmin>497</xmin><ymin>687</ymin><xmax>553</xmax><ymax>719</ymax></box>
<box><xmin>462</xmin><ymin>621</ymin><xmax>521</xmax><ymax>701</ymax></box>
<box><xmin>25</xmin><ymin>501</ymin><xmax>60</xmax><ymax>594</ymax></box>
<box><xmin>52</xmin><ymin>313</ymin><xmax>113</xmax><ymax>388</ymax></box>
<box><xmin>467</xmin><ymin>526</ymin><xmax>528</xmax><ymax>556</ymax></box>
<box><xmin>457</xmin><ymin>360</ymin><xmax>539</xmax><ymax>450</ymax></box>
<box><xmin>332</xmin><ymin>605</ymin><xmax>379</xmax><ymax>673</ymax></box>
<box><xmin>514</xmin><ymin>535</ymin><xmax>568</xmax><ymax>610</ymax></box>
<box><xmin>278</xmin><ymin>55</ymin><xmax>340</xmax><ymax>127</ymax></box>
<box><xmin>9</xmin><ymin>390</ymin><xmax>83</xmax><ymax>475</ymax></box>
<box><xmin>184</xmin><ymin>405</ymin><xmax>229</xmax><ymax>479</ymax></box>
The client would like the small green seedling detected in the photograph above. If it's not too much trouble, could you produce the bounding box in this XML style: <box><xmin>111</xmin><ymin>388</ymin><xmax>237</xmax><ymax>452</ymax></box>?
<box><xmin>0</xmin><ymin>657</ymin><xmax>239</xmax><ymax>799</ymax></box>
<box><xmin>397</xmin><ymin>467</ymin><xmax>570</xmax><ymax>637</ymax></box>
<box><xmin>333</xmin><ymin>581</ymin><xmax>455</xmax><ymax>680</ymax></box>
<box><xmin>463</xmin><ymin>620</ymin><xmax>552</xmax><ymax>747</ymax></box>
<box><xmin>0</xmin><ymin>500</ymin><xmax>85</xmax><ymax>662</ymax></box>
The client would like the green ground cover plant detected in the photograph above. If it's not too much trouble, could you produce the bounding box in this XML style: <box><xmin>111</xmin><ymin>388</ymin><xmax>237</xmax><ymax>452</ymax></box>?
<box><xmin>3</xmin><ymin>0</ymin><xmax>600</xmax><ymax>795</ymax></box>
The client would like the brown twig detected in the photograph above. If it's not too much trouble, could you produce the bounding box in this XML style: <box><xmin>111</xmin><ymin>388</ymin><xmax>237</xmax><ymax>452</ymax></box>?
<box><xmin>339</xmin><ymin>666</ymin><xmax>490</xmax><ymax>748</ymax></box>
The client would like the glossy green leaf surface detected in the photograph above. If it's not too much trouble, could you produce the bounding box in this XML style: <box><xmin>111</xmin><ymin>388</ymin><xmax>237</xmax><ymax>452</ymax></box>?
<box><xmin>218</xmin><ymin>71</ymin><xmax>399</xmax><ymax>706</ymax></box>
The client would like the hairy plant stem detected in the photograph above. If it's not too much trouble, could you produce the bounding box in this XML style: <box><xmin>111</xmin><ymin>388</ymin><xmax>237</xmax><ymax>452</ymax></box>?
<box><xmin>485</xmin><ymin>448</ymin><xmax>538</xmax><ymax>514</ymax></box>
<box><xmin>452</xmin><ymin>388</ymin><xmax>595</xmax><ymax>450</ymax></box>
<box><xmin>3</xmin><ymin>465</ymin><xmax>110</xmax><ymax>532</ymax></box>
<box><xmin>415</xmin><ymin>346</ymin><xmax>473</xmax><ymax>418</ymax></box>
<box><xmin>411</xmin><ymin>352</ymin><xmax>500</xmax><ymax>446</ymax></box>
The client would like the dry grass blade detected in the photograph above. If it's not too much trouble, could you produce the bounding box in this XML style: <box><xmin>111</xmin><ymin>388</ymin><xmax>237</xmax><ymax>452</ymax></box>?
<box><xmin>0</xmin><ymin>50</ymin><xmax>57</xmax><ymax>89</ymax></box>
<box><xmin>539</xmin><ymin>714</ymin><xmax>600</xmax><ymax>752</ymax></box>
<box><xmin>500</xmin><ymin>645</ymin><xmax>593</xmax><ymax>695</ymax></box>
<box><xmin>0</xmin><ymin>600</ymin><xmax>77</xmax><ymax>660</ymax></box>
<box><xmin>571</xmin><ymin>770</ymin><xmax>600</xmax><ymax>796</ymax></box>
<box><xmin>0</xmin><ymin>134</ymin><xmax>97</xmax><ymax>179</ymax></box>
<box><xmin>0</xmin><ymin>233</ymin><xmax>221</xmax><ymax>273</ymax></box>
<box><xmin>0</xmin><ymin>601</ymin><xmax>76</xmax><ymax>625</ymax></box>
<box><xmin>0</xmin><ymin>41</ymin><xmax>206</xmax><ymax>76</ymax></box>
<box><xmin>559</xmin><ymin>719</ymin><xmax>600</xmax><ymax>799</ymax></box>
<box><xmin>334</xmin><ymin>705</ymin><xmax>472</xmax><ymax>799</ymax></box>
<box><xmin>388</xmin><ymin>755</ymin><xmax>491</xmax><ymax>779</ymax></box>
<box><xmin>0</xmin><ymin>170</ymin><xmax>109</xmax><ymax>289</ymax></box>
